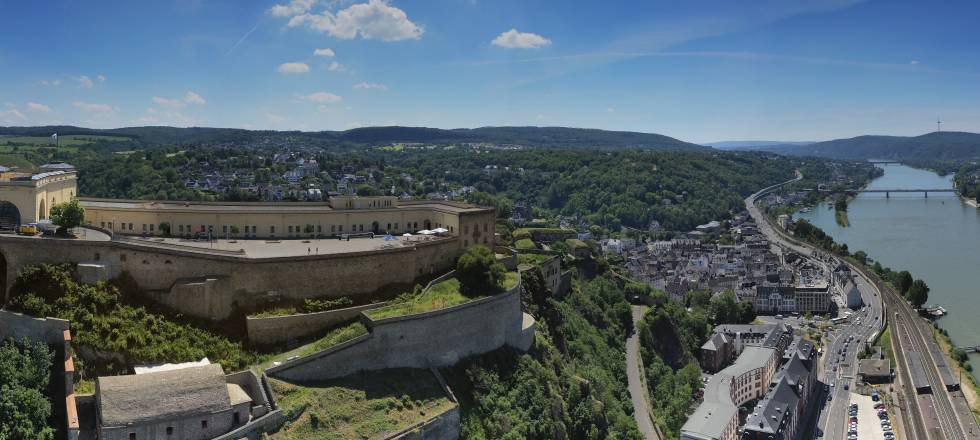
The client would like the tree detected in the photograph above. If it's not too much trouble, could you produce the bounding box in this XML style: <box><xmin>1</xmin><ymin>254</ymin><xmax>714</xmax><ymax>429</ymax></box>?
<box><xmin>895</xmin><ymin>270</ymin><xmax>913</xmax><ymax>294</ymax></box>
<box><xmin>356</xmin><ymin>184</ymin><xmax>381</xmax><ymax>196</ymax></box>
<box><xmin>230</xmin><ymin>225</ymin><xmax>241</xmax><ymax>235</ymax></box>
<box><xmin>49</xmin><ymin>199</ymin><xmax>85</xmax><ymax>231</ymax></box>
<box><xmin>852</xmin><ymin>250</ymin><xmax>868</xmax><ymax>265</ymax></box>
<box><xmin>158</xmin><ymin>222</ymin><xmax>171</xmax><ymax>236</ymax></box>
<box><xmin>0</xmin><ymin>338</ymin><xmax>55</xmax><ymax>440</ymax></box>
<box><xmin>907</xmin><ymin>279</ymin><xmax>930</xmax><ymax>308</ymax></box>
<box><xmin>456</xmin><ymin>245</ymin><xmax>505</xmax><ymax>296</ymax></box>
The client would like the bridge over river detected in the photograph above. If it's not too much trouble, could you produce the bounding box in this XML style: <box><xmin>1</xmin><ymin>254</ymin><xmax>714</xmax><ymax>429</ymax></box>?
<box><xmin>805</xmin><ymin>188</ymin><xmax>956</xmax><ymax>197</ymax></box>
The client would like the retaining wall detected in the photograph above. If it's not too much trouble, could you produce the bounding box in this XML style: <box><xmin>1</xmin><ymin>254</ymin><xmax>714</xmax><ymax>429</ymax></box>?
<box><xmin>0</xmin><ymin>234</ymin><xmax>462</xmax><ymax>320</ymax></box>
<box><xmin>267</xmin><ymin>278</ymin><xmax>534</xmax><ymax>381</ymax></box>
<box><xmin>245</xmin><ymin>302</ymin><xmax>387</xmax><ymax>346</ymax></box>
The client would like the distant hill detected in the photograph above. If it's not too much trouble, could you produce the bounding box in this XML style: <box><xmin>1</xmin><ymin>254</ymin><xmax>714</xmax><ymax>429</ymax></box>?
<box><xmin>705</xmin><ymin>140</ymin><xmax>815</xmax><ymax>150</ymax></box>
<box><xmin>751</xmin><ymin>131</ymin><xmax>980</xmax><ymax>161</ymax></box>
<box><xmin>0</xmin><ymin>125</ymin><xmax>709</xmax><ymax>151</ymax></box>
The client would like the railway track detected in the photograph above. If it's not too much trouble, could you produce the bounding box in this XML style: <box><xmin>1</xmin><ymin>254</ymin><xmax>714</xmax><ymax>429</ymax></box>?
<box><xmin>886</xmin><ymin>284</ymin><xmax>965</xmax><ymax>440</ymax></box>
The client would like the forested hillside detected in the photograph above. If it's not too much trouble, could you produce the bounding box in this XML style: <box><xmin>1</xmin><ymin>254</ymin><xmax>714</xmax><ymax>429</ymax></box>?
<box><xmin>755</xmin><ymin>131</ymin><xmax>980</xmax><ymax>161</ymax></box>
<box><xmin>445</xmin><ymin>268</ymin><xmax>642</xmax><ymax>439</ymax></box>
<box><xmin>0</xmin><ymin>125</ymin><xmax>706</xmax><ymax>151</ymax></box>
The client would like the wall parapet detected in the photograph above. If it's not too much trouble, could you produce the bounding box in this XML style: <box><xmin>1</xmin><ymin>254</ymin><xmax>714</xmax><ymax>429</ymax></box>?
<box><xmin>266</xmin><ymin>276</ymin><xmax>532</xmax><ymax>382</ymax></box>
<box><xmin>245</xmin><ymin>302</ymin><xmax>387</xmax><ymax>347</ymax></box>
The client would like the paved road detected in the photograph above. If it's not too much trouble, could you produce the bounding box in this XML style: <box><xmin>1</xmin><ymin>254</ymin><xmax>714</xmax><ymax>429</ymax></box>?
<box><xmin>627</xmin><ymin>305</ymin><xmax>660</xmax><ymax>440</ymax></box>
<box><xmin>745</xmin><ymin>174</ymin><xmax>887</xmax><ymax>440</ymax></box>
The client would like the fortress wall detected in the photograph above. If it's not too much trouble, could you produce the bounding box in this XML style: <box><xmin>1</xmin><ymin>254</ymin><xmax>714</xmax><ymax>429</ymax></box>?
<box><xmin>386</xmin><ymin>406</ymin><xmax>460</xmax><ymax>440</ymax></box>
<box><xmin>245</xmin><ymin>302</ymin><xmax>387</xmax><ymax>346</ymax></box>
<box><xmin>0</xmin><ymin>309</ymin><xmax>70</xmax><ymax>344</ymax></box>
<box><xmin>267</xmin><ymin>279</ymin><xmax>531</xmax><ymax>382</ymax></box>
<box><xmin>0</xmin><ymin>235</ymin><xmax>462</xmax><ymax>320</ymax></box>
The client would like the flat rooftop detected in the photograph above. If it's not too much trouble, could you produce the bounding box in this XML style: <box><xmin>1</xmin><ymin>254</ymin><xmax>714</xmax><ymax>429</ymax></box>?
<box><xmin>78</xmin><ymin>197</ymin><xmax>490</xmax><ymax>214</ymax></box>
<box><xmin>120</xmin><ymin>234</ymin><xmax>454</xmax><ymax>258</ymax></box>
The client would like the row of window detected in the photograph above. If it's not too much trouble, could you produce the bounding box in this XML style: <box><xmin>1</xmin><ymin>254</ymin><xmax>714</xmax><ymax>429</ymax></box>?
<box><xmin>100</xmin><ymin>221</ymin><xmax>459</xmax><ymax>237</ymax></box>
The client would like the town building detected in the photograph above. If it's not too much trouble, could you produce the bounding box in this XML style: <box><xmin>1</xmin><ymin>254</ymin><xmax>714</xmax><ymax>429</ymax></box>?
<box><xmin>0</xmin><ymin>169</ymin><xmax>77</xmax><ymax>228</ymax></box>
<box><xmin>95</xmin><ymin>364</ymin><xmax>260</xmax><ymax>440</ymax></box>
<box><xmin>682</xmin><ymin>324</ymin><xmax>794</xmax><ymax>440</ymax></box>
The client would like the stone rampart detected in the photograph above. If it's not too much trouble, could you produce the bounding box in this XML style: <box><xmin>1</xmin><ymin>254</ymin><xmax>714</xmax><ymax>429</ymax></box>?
<box><xmin>387</xmin><ymin>406</ymin><xmax>460</xmax><ymax>440</ymax></box>
<box><xmin>245</xmin><ymin>302</ymin><xmax>387</xmax><ymax>346</ymax></box>
<box><xmin>0</xmin><ymin>234</ymin><xmax>461</xmax><ymax>320</ymax></box>
<box><xmin>266</xmin><ymin>277</ymin><xmax>534</xmax><ymax>381</ymax></box>
<box><xmin>0</xmin><ymin>309</ymin><xmax>70</xmax><ymax>343</ymax></box>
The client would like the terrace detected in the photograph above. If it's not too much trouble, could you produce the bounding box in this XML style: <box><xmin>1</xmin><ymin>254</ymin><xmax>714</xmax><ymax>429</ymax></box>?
<box><xmin>364</xmin><ymin>271</ymin><xmax>520</xmax><ymax>321</ymax></box>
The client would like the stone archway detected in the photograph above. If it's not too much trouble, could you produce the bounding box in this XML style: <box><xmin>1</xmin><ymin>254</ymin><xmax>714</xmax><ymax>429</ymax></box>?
<box><xmin>0</xmin><ymin>201</ymin><xmax>20</xmax><ymax>230</ymax></box>
<box><xmin>371</xmin><ymin>221</ymin><xmax>380</xmax><ymax>234</ymax></box>
<box><xmin>38</xmin><ymin>199</ymin><xmax>46</xmax><ymax>220</ymax></box>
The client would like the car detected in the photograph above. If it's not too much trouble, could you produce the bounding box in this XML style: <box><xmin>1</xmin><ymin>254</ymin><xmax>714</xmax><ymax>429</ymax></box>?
<box><xmin>16</xmin><ymin>224</ymin><xmax>39</xmax><ymax>235</ymax></box>
<box><xmin>844</xmin><ymin>383</ymin><xmax>849</xmax><ymax>390</ymax></box>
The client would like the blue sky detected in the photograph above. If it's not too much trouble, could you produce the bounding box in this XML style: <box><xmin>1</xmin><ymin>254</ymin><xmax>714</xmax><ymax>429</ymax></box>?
<box><xmin>1</xmin><ymin>0</ymin><xmax>979</xmax><ymax>143</ymax></box>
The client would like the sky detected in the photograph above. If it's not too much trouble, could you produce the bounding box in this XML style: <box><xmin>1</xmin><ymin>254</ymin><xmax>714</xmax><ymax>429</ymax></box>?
<box><xmin>1</xmin><ymin>0</ymin><xmax>979</xmax><ymax>143</ymax></box>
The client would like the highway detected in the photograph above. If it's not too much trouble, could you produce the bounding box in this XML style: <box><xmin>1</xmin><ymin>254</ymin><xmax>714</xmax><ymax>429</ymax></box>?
<box><xmin>746</xmin><ymin>173</ymin><xmax>980</xmax><ymax>440</ymax></box>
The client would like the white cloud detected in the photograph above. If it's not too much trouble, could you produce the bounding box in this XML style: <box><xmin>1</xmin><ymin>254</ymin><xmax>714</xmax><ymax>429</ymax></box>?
<box><xmin>0</xmin><ymin>109</ymin><xmax>26</xmax><ymax>121</ymax></box>
<box><xmin>26</xmin><ymin>102</ymin><xmax>52</xmax><ymax>113</ymax></box>
<box><xmin>183</xmin><ymin>91</ymin><xmax>206</xmax><ymax>105</ymax></box>
<box><xmin>314</xmin><ymin>48</ymin><xmax>336</xmax><ymax>57</ymax></box>
<box><xmin>40</xmin><ymin>79</ymin><xmax>62</xmax><ymax>87</ymax></box>
<box><xmin>299</xmin><ymin>91</ymin><xmax>343</xmax><ymax>103</ymax></box>
<box><xmin>269</xmin><ymin>0</ymin><xmax>315</xmax><ymax>17</ymax></box>
<box><xmin>75</xmin><ymin>75</ymin><xmax>95</xmax><ymax>89</ymax></box>
<box><xmin>317</xmin><ymin>105</ymin><xmax>332</xmax><ymax>113</ymax></box>
<box><xmin>265</xmin><ymin>112</ymin><xmax>286</xmax><ymax>123</ymax></box>
<box><xmin>72</xmin><ymin>101</ymin><xmax>115</xmax><ymax>113</ymax></box>
<box><xmin>492</xmin><ymin>29</ymin><xmax>551</xmax><ymax>49</ymax></box>
<box><xmin>606</xmin><ymin>107</ymin><xmax>616</xmax><ymax>113</ymax></box>
<box><xmin>97</xmin><ymin>74</ymin><xmax>107</xmax><ymax>82</ymax></box>
<box><xmin>152</xmin><ymin>96</ymin><xmax>184</xmax><ymax>107</ymax></box>
<box><xmin>910</xmin><ymin>60</ymin><xmax>921</xmax><ymax>65</ymax></box>
<box><xmin>134</xmin><ymin>108</ymin><xmax>198</xmax><ymax>127</ymax></box>
<box><xmin>327</xmin><ymin>61</ymin><xmax>347</xmax><ymax>72</ymax></box>
<box><xmin>153</xmin><ymin>91</ymin><xmax>207</xmax><ymax>107</ymax></box>
<box><xmin>283</xmin><ymin>0</ymin><xmax>423</xmax><ymax>42</ymax></box>
<box><xmin>353</xmin><ymin>82</ymin><xmax>388</xmax><ymax>90</ymax></box>
<box><xmin>278</xmin><ymin>62</ymin><xmax>311</xmax><ymax>73</ymax></box>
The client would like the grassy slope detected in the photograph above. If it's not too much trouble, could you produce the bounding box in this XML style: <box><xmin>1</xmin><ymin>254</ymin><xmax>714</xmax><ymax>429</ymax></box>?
<box><xmin>366</xmin><ymin>272</ymin><xmax>519</xmax><ymax>320</ymax></box>
<box><xmin>269</xmin><ymin>368</ymin><xmax>455</xmax><ymax>440</ymax></box>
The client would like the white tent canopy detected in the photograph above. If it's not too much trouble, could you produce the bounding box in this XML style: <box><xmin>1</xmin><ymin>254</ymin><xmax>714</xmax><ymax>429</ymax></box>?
<box><xmin>417</xmin><ymin>229</ymin><xmax>435</xmax><ymax>235</ymax></box>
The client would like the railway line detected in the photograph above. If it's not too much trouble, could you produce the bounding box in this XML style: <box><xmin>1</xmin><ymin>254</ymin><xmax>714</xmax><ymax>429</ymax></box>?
<box><xmin>886</xmin><ymin>283</ymin><xmax>965</xmax><ymax>440</ymax></box>
<box><xmin>745</xmin><ymin>172</ymin><xmax>975</xmax><ymax>440</ymax></box>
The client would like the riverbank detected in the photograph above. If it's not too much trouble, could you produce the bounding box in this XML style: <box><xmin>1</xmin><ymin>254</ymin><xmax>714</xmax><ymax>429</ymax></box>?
<box><xmin>959</xmin><ymin>193</ymin><xmax>979</xmax><ymax>208</ymax></box>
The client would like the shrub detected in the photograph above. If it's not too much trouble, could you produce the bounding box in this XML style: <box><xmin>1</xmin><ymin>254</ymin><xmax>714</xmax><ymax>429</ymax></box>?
<box><xmin>456</xmin><ymin>245</ymin><xmax>505</xmax><ymax>296</ymax></box>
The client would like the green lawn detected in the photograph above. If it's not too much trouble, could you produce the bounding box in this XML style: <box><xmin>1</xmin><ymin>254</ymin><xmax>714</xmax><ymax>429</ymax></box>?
<box><xmin>269</xmin><ymin>368</ymin><xmax>455</xmax><ymax>440</ymax></box>
<box><xmin>515</xmin><ymin>238</ymin><xmax>536</xmax><ymax>249</ymax></box>
<box><xmin>365</xmin><ymin>272</ymin><xmax>519</xmax><ymax>321</ymax></box>
<box><xmin>518</xmin><ymin>253</ymin><xmax>554</xmax><ymax>265</ymax></box>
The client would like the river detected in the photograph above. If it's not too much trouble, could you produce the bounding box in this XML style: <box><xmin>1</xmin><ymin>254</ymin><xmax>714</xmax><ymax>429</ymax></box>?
<box><xmin>797</xmin><ymin>163</ymin><xmax>980</xmax><ymax>375</ymax></box>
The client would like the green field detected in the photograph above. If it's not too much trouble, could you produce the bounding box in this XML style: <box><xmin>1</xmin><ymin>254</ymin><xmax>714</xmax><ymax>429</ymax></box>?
<box><xmin>269</xmin><ymin>369</ymin><xmax>455</xmax><ymax>440</ymax></box>
<box><xmin>0</xmin><ymin>134</ymin><xmax>130</xmax><ymax>155</ymax></box>
<box><xmin>0</xmin><ymin>154</ymin><xmax>37</xmax><ymax>170</ymax></box>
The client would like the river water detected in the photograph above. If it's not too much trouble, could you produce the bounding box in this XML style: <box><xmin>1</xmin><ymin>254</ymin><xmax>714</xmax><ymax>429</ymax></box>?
<box><xmin>797</xmin><ymin>164</ymin><xmax>980</xmax><ymax>375</ymax></box>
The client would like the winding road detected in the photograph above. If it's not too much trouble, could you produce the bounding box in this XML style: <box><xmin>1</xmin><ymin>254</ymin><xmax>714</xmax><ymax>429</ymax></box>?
<box><xmin>627</xmin><ymin>305</ymin><xmax>661</xmax><ymax>440</ymax></box>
